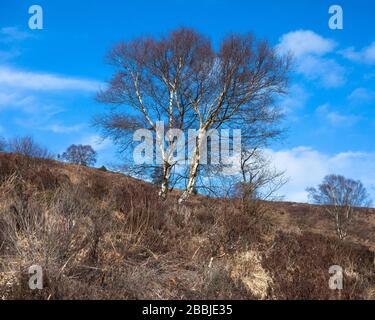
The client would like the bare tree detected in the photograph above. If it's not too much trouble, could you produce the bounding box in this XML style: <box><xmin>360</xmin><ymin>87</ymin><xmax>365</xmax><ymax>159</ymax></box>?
<box><xmin>235</xmin><ymin>149</ymin><xmax>287</xmax><ymax>216</ymax></box>
<box><xmin>7</xmin><ymin>136</ymin><xmax>53</xmax><ymax>159</ymax></box>
<box><xmin>193</xmin><ymin>91</ymin><xmax>286</xmax><ymax>202</ymax></box>
<box><xmin>307</xmin><ymin>174</ymin><xmax>372</xmax><ymax>239</ymax></box>
<box><xmin>97</xmin><ymin>28</ymin><xmax>289</xmax><ymax>202</ymax></box>
<box><xmin>199</xmin><ymin>148</ymin><xmax>286</xmax><ymax>216</ymax></box>
<box><xmin>60</xmin><ymin>144</ymin><xmax>97</xmax><ymax>166</ymax></box>
<box><xmin>238</xmin><ymin>149</ymin><xmax>286</xmax><ymax>201</ymax></box>
<box><xmin>96</xmin><ymin>28</ymin><xmax>210</xmax><ymax>200</ymax></box>
<box><xmin>177</xmin><ymin>34</ymin><xmax>290</xmax><ymax>202</ymax></box>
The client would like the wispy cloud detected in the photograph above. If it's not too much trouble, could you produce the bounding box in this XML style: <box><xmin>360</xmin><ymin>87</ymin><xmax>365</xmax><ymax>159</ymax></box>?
<box><xmin>316</xmin><ymin>103</ymin><xmax>360</xmax><ymax>127</ymax></box>
<box><xmin>0</xmin><ymin>65</ymin><xmax>103</xmax><ymax>92</ymax></box>
<box><xmin>0</xmin><ymin>26</ymin><xmax>33</xmax><ymax>42</ymax></box>
<box><xmin>326</xmin><ymin>112</ymin><xmax>360</xmax><ymax>126</ymax></box>
<box><xmin>0</xmin><ymin>86</ymin><xmax>61</xmax><ymax>115</ymax></box>
<box><xmin>348</xmin><ymin>87</ymin><xmax>375</xmax><ymax>104</ymax></box>
<box><xmin>296</xmin><ymin>55</ymin><xmax>346</xmax><ymax>88</ymax></box>
<box><xmin>0</xmin><ymin>89</ymin><xmax>41</xmax><ymax>109</ymax></box>
<box><xmin>80</xmin><ymin>134</ymin><xmax>113</xmax><ymax>151</ymax></box>
<box><xmin>46</xmin><ymin>123</ymin><xmax>86</xmax><ymax>134</ymax></box>
<box><xmin>14</xmin><ymin>103</ymin><xmax>65</xmax><ymax>128</ymax></box>
<box><xmin>0</xmin><ymin>27</ymin><xmax>32</xmax><ymax>62</ymax></box>
<box><xmin>0</xmin><ymin>64</ymin><xmax>103</xmax><ymax>138</ymax></box>
<box><xmin>341</xmin><ymin>42</ymin><xmax>375</xmax><ymax>65</ymax></box>
<box><xmin>280</xmin><ymin>84</ymin><xmax>309</xmax><ymax>113</ymax></box>
<box><xmin>0</xmin><ymin>49</ymin><xmax>21</xmax><ymax>62</ymax></box>
<box><xmin>0</xmin><ymin>91</ymin><xmax>19</xmax><ymax>106</ymax></box>
<box><xmin>277</xmin><ymin>30</ymin><xmax>346</xmax><ymax>88</ymax></box>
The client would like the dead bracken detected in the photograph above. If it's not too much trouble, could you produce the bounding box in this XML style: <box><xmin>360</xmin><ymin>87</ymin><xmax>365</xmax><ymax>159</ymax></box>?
<box><xmin>0</xmin><ymin>153</ymin><xmax>374</xmax><ymax>300</ymax></box>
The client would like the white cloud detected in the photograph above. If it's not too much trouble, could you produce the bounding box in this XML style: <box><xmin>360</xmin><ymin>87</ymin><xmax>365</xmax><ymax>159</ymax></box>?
<box><xmin>0</xmin><ymin>65</ymin><xmax>102</xmax><ymax>92</ymax></box>
<box><xmin>0</xmin><ymin>85</ymin><xmax>62</xmax><ymax>117</ymax></box>
<box><xmin>0</xmin><ymin>89</ymin><xmax>39</xmax><ymax>109</ymax></box>
<box><xmin>14</xmin><ymin>104</ymin><xmax>65</xmax><ymax>129</ymax></box>
<box><xmin>0</xmin><ymin>27</ymin><xmax>33</xmax><ymax>42</ymax></box>
<box><xmin>46</xmin><ymin>124</ymin><xmax>85</xmax><ymax>134</ymax></box>
<box><xmin>277</xmin><ymin>30</ymin><xmax>336</xmax><ymax>58</ymax></box>
<box><xmin>0</xmin><ymin>27</ymin><xmax>33</xmax><ymax>62</ymax></box>
<box><xmin>0</xmin><ymin>49</ymin><xmax>21</xmax><ymax>62</ymax></box>
<box><xmin>297</xmin><ymin>55</ymin><xmax>346</xmax><ymax>88</ymax></box>
<box><xmin>0</xmin><ymin>65</ymin><xmax>102</xmax><ymax>137</ymax></box>
<box><xmin>341</xmin><ymin>47</ymin><xmax>360</xmax><ymax>61</ymax></box>
<box><xmin>326</xmin><ymin>112</ymin><xmax>360</xmax><ymax>126</ymax></box>
<box><xmin>0</xmin><ymin>91</ymin><xmax>19</xmax><ymax>106</ymax></box>
<box><xmin>315</xmin><ymin>103</ymin><xmax>329</xmax><ymax>114</ymax></box>
<box><xmin>348</xmin><ymin>87</ymin><xmax>375</xmax><ymax>104</ymax></box>
<box><xmin>80</xmin><ymin>135</ymin><xmax>113</xmax><ymax>151</ymax></box>
<box><xmin>266</xmin><ymin>147</ymin><xmax>375</xmax><ymax>203</ymax></box>
<box><xmin>316</xmin><ymin>103</ymin><xmax>360</xmax><ymax>127</ymax></box>
<box><xmin>280</xmin><ymin>84</ymin><xmax>309</xmax><ymax>113</ymax></box>
<box><xmin>341</xmin><ymin>42</ymin><xmax>375</xmax><ymax>65</ymax></box>
<box><xmin>277</xmin><ymin>30</ymin><xmax>345</xmax><ymax>88</ymax></box>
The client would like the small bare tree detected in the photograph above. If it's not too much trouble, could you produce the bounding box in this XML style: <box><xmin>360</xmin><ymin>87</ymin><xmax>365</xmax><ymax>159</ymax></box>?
<box><xmin>200</xmin><ymin>148</ymin><xmax>286</xmax><ymax>216</ymax></box>
<box><xmin>236</xmin><ymin>149</ymin><xmax>287</xmax><ymax>217</ymax></box>
<box><xmin>307</xmin><ymin>174</ymin><xmax>372</xmax><ymax>240</ymax></box>
<box><xmin>7</xmin><ymin>136</ymin><xmax>53</xmax><ymax>159</ymax></box>
<box><xmin>60</xmin><ymin>144</ymin><xmax>97</xmax><ymax>166</ymax></box>
<box><xmin>239</xmin><ymin>149</ymin><xmax>286</xmax><ymax>200</ymax></box>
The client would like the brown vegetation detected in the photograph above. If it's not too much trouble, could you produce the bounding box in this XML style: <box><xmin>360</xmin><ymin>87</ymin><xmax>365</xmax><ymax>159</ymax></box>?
<box><xmin>0</xmin><ymin>153</ymin><xmax>374</xmax><ymax>300</ymax></box>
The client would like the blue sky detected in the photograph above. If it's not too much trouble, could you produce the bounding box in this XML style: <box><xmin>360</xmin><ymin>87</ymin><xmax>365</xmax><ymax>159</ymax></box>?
<box><xmin>0</xmin><ymin>0</ymin><xmax>374</xmax><ymax>202</ymax></box>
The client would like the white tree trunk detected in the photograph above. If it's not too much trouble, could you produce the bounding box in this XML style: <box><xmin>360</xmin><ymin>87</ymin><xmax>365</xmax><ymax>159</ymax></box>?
<box><xmin>178</xmin><ymin>129</ymin><xmax>205</xmax><ymax>203</ymax></box>
<box><xmin>159</xmin><ymin>162</ymin><xmax>172</xmax><ymax>200</ymax></box>
<box><xmin>178</xmin><ymin>156</ymin><xmax>200</xmax><ymax>203</ymax></box>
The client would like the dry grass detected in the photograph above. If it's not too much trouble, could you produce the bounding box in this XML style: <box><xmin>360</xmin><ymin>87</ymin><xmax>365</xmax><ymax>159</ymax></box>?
<box><xmin>230</xmin><ymin>250</ymin><xmax>272</xmax><ymax>299</ymax></box>
<box><xmin>0</xmin><ymin>153</ymin><xmax>374</xmax><ymax>300</ymax></box>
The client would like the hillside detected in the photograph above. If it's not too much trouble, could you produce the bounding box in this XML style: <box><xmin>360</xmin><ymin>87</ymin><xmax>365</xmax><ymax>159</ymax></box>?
<box><xmin>0</xmin><ymin>153</ymin><xmax>374</xmax><ymax>300</ymax></box>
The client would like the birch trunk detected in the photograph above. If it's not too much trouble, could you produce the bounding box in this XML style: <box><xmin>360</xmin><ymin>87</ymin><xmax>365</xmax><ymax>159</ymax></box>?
<box><xmin>159</xmin><ymin>161</ymin><xmax>172</xmax><ymax>200</ymax></box>
<box><xmin>178</xmin><ymin>129</ymin><xmax>205</xmax><ymax>203</ymax></box>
